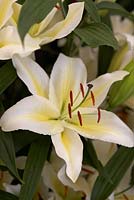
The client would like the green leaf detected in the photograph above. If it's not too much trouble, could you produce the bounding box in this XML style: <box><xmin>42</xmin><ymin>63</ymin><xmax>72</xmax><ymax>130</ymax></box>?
<box><xmin>75</xmin><ymin>23</ymin><xmax>118</xmax><ymax>49</ymax></box>
<box><xmin>19</xmin><ymin>135</ymin><xmax>51</xmax><ymax>200</ymax></box>
<box><xmin>83</xmin><ymin>139</ymin><xmax>103</xmax><ymax>172</ymax></box>
<box><xmin>0</xmin><ymin>190</ymin><xmax>18</xmax><ymax>200</ymax></box>
<box><xmin>108</xmin><ymin>60</ymin><xmax>134</xmax><ymax>108</ymax></box>
<box><xmin>0</xmin><ymin>62</ymin><xmax>17</xmax><ymax>95</ymax></box>
<box><xmin>84</xmin><ymin>0</ymin><xmax>101</xmax><ymax>22</ymax></box>
<box><xmin>91</xmin><ymin>147</ymin><xmax>134</xmax><ymax>200</ymax></box>
<box><xmin>130</xmin><ymin>165</ymin><xmax>134</xmax><ymax>186</ymax></box>
<box><xmin>97</xmin><ymin>1</ymin><xmax>134</xmax><ymax>21</ymax></box>
<box><xmin>0</xmin><ymin>131</ymin><xmax>21</xmax><ymax>181</ymax></box>
<box><xmin>98</xmin><ymin>46</ymin><xmax>114</xmax><ymax>75</ymax></box>
<box><xmin>12</xmin><ymin>131</ymin><xmax>39</xmax><ymax>153</ymax></box>
<box><xmin>18</xmin><ymin>0</ymin><xmax>58</xmax><ymax>42</ymax></box>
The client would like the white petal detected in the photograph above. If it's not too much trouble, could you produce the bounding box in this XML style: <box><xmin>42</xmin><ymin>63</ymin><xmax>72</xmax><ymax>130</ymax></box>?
<box><xmin>83</xmin><ymin>70</ymin><xmax>129</xmax><ymax>107</ymax></box>
<box><xmin>39</xmin><ymin>2</ymin><xmax>84</xmax><ymax>44</ymax></box>
<box><xmin>58</xmin><ymin>165</ymin><xmax>90</xmax><ymax>195</ymax></box>
<box><xmin>51</xmin><ymin>128</ymin><xmax>83</xmax><ymax>182</ymax></box>
<box><xmin>0</xmin><ymin>0</ymin><xmax>16</xmax><ymax>29</ymax></box>
<box><xmin>9</xmin><ymin>2</ymin><xmax>21</xmax><ymax>26</ymax></box>
<box><xmin>124</xmin><ymin>33</ymin><xmax>134</xmax><ymax>49</ymax></box>
<box><xmin>42</xmin><ymin>162</ymin><xmax>65</xmax><ymax>196</ymax></box>
<box><xmin>49</xmin><ymin>53</ymin><xmax>87</xmax><ymax>112</ymax></box>
<box><xmin>12</xmin><ymin>55</ymin><xmax>49</xmax><ymax>97</ymax></box>
<box><xmin>0</xmin><ymin>95</ymin><xmax>63</xmax><ymax>135</ymax></box>
<box><xmin>3</xmin><ymin>183</ymin><xmax>21</xmax><ymax>197</ymax></box>
<box><xmin>64</xmin><ymin>108</ymin><xmax>134</xmax><ymax>147</ymax></box>
<box><xmin>0</xmin><ymin>26</ymin><xmax>40</xmax><ymax>60</ymax></box>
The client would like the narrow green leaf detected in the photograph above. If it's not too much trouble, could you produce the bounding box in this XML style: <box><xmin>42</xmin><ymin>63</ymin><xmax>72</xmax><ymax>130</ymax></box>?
<box><xmin>0</xmin><ymin>131</ymin><xmax>21</xmax><ymax>181</ymax></box>
<box><xmin>108</xmin><ymin>60</ymin><xmax>134</xmax><ymax>108</ymax></box>
<box><xmin>19</xmin><ymin>135</ymin><xmax>51</xmax><ymax>200</ymax></box>
<box><xmin>130</xmin><ymin>165</ymin><xmax>134</xmax><ymax>185</ymax></box>
<box><xmin>91</xmin><ymin>147</ymin><xmax>134</xmax><ymax>200</ymax></box>
<box><xmin>12</xmin><ymin>131</ymin><xmax>39</xmax><ymax>153</ymax></box>
<box><xmin>0</xmin><ymin>190</ymin><xmax>18</xmax><ymax>200</ymax></box>
<box><xmin>18</xmin><ymin>0</ymin><xmax>58</xmax><ymax>42</ymax></box>
<box><xmin>0</xmin><ymin>62</ymin><xmax>17</xmax><ymax>95</ymax></box>
<box><xmin>84</xmin><ymin>0</ymin><xmax>101</xmax><ymax>22</ymax></box>
<box><xmin>83</xmin><ymin>139</ymin><xmax>103</xmax><ymax>172</ymax></box>
<box><xmin>75</xmin><ymin>23</ymin><xmax>118</xmax><ymax>49</ymax></box>
<box><xmin>97</xmin><ymin>1</ymin><xmax>134</xmax><ymax>21</ymax></box>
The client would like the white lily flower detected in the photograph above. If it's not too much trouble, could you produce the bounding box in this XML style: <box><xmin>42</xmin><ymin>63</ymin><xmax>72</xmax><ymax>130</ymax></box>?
<box><xmin>0</xmin><ymin>0</ymin><xmax>17</xmax><ymax>29</ymax></box>
<box><xmin>42</xmin><ymin>157</ymin><xmax>90</xmax><ymax>200</ymax></box>
<box><xmin>109</xmin><ymin>16</ymin><xmax>134</xmax><ymax>69</ymax></box>
<box><xmin>0</xmin><ymin>53</ymin><xmax>134</xmax><ymax>182</ymax></box>
<box><xmin>0</xmin><ymin>2</ymin><xmax>84</xmax><ymax>59</ymax></box>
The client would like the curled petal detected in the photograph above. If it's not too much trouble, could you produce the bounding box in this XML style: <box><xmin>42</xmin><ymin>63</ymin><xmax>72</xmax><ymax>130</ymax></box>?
<box><xmin>83</xmin><ymin>70</ymin><xmax>129</xmax><ymax>108</ymax></box>
<box><xmin>12</xmin><ymin>55</ymin><xmax>49</xmax><ymax>97</ymax></box>
<box><xmin>0</xmin><ymin>95</ymin><xmax>63</xmax><ymax>135</ymax></box>
<box><xmin>0</xmin><ymin>0</ymin><xmax>16</xmax><ymax>29</ymax></box>
<box><xmin>38</xmin><ymin>2</ymin><xmax>84</xmax><ymax>44</ymax></box>
<box><xmin>0</xmin><ymin>26</ymin><xmax>40</xmax><ymax>59</ymax></box>
<box><xmin>51</xmin><ymin>128</ymin><xmax>83</xmax><ymax>182</ymax></box>
<box><xmin>65</xmin><ymin>108</ymin><xmax>134</xmax><ymax>147</ymax></box>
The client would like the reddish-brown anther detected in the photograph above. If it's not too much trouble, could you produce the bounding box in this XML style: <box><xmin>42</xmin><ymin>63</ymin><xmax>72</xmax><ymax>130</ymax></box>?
<box><xmin>97</xmin><ymin>108</ymin><xmax>101</xmax><ymax>123</ymax></box>
<box><xmin>123</xmin><ymin>194</ymin><xmax>129</xmax><ymax>200</ymax></box>
<box><xmin>77</xmin><ymin>110</ymin><xmax>82</xmax><ymax>126</ymax></box>
<box><xmin>82</xmin><ymin>167</ymin><xmax>95</xmax><ymax>174</ymax></box>
<box><xmin>64</xmin><ymin>186</ymin><xmax>68</xmax><ymax>197</ymax></box>
<box><xmin>91</xmin><ymin>91</ymin><xmax>95</xmax><ymax>106</ymax></box>
<box><xmin>70</xmin><ymin>90</ymin><xmax>73</xmax><ymax>106</ymax></box>
<box><xmin>55</xmin><ymin>5</ymin><xmax>61</xmax><ymax>10</ymax></box>
<box><xmin>80</xmin><ymin>83</ymin><xmax>85</xmax><ymax>98</ymax></box>
<box><xmin>68</xmin><ymin>103</ymin><xmax>72</xmax><ymax>118</ymax></box>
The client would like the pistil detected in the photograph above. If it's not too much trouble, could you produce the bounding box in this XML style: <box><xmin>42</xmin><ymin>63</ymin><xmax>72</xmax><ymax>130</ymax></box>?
<box><xmin>72</xmin><ymin>84</ymin><xmax>93</xmax><ymax>111</ymax></box>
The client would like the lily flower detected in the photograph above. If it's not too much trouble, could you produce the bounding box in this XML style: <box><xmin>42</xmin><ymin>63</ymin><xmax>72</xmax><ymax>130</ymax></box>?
<box><xmin>0</xmin><ymin>1</ymin><xmax>84</xmax><ymax>59</ymax></box>
<box><xmin>109</xmin><ymin>16</ymin><xmax>134</xmax><ymax>70</ymax></box>
<box><xmin>0</xmin><ymin>53</ymin><xmax>134</xmax><ymax>182</ymax></box>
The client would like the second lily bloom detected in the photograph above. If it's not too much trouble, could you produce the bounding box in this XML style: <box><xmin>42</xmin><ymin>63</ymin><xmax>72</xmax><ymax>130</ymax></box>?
<box><xmin>0</xmin><ymin>53</ymin><xmax>134</xmax><ymax>182</ymax></box>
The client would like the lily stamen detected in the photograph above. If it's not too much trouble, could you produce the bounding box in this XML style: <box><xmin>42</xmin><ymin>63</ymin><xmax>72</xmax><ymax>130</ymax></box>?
<box><xmin>68</xmin><ymin>103</ymin><xmax>72</xmax><ymax>118</ymax></box>
<box><xmin>80</xmin><ymin>83</ymin><xmax>85</xmax><ymax>98</ymax></box>
<box><xmin>55</xmin><ymin>5</ymin><xmax>61</xmax><ymax>10</ymax></box>
<box><xmin>82</xmin><ymin>167</ymin><xmax>95</xmax><ymax>174</ymax></box>
<box><xmin>64</xmin><ymin>186</ymin><xmax>68</xmax><ymax>197</ymax></box>
<box><xmin>123</xmin><ymin>194</ymin><xmax>129</xmax><ymax>200</ymax></box>
<box><xmin>81</xmin><ymin>192</ymin><xmax>86</xmax><ymax>200</ymax></box>
<box><xmin>77</xmin><ymin>111</ymin><xmax>82</xmax><ymax>126</ymax></box>
<box><xmin>91</xmin><ymin>91</ymin><xmax>95</xmax><ymax>106</ymax></box>
<box><xmin>70</xmin><ymin>90</ymin><xmax>73</xmax><ymax>106</ymax></box>
<box><xmin>97</xmin><ymin>108</ymin><xmax>101</xmax><ymax>123</ymax></box>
